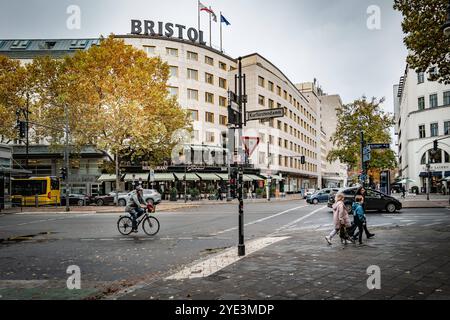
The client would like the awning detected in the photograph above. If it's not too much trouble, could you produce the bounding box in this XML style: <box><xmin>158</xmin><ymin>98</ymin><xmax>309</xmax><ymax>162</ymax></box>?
<box><xmin>173</xmin><ymin>173</ymin><xmax>200</xmax><ymax>181</ymax></box>
<box><xmin>98</xmin><ymin>174</ymin><xmax>119</xmax><ymax>182</ymax></box>
<box><xmin>245</xmin><ymin>174</ymin><xmax>264</xmax><ymax>181</ymax></box>
<box><xmin>124</xmin><ymin>173</ymin><xmax>149</xmax><ymax>182</ymax></box>
<box><xmin>215</xmin><ymin>173</ymin><xmax>229</xmax><ymax>180</ymax></box>
<box><xmin>261</xmin><ymin>174</ymin><xmax>284</xmax><ymax>181</ymax></box>
<box><xmin>196</xmin><ymin>173</ymin><xmax>222</xmax><ymax>181</ymax></box>
<box><xmin>419</xmin><ymin>172</ymin><xmax>443</xmax><ymax>177</ymax></box>
<box><xmin>153</xmin><ymin>173</ymin><xmax>175</xmax><ymax>182</ymax></box>
<box><xmin>445</xmin><ymin>171</ymin><xmax>450</xmax><ymax>177</ymax></box>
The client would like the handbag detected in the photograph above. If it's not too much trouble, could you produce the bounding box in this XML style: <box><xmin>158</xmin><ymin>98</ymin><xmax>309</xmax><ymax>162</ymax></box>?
<box><xmin>339</xmin><ymin>224</ymin><xmax>349</xmax><ymax>239</ymax></box>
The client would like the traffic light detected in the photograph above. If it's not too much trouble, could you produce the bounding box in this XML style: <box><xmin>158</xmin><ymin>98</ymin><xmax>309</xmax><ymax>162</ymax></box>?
<box><xmin>300</xmin><ymin>156</ymin><xmax>306</xmax><ymax>165</ymax></box>
<box><xmin>18</xmin><ymin>121</ymin><xmax>26</xmax><ymax>139</ymax></box>
<box><xmin>433</xmin><ymin>140</ymin><xmax>438</xmax><ymax>152</ymax></box>
<box><xmin>60</xmin><ymin>167</ymin><xmax>67</xmax><ymax>180</ymax></box>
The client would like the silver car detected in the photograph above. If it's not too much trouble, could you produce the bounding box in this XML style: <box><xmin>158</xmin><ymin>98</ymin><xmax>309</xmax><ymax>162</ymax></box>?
<box><xmin>117</xmin><ymin>189</ymin><xmax>162</xmax><ymax>207</ymax></box>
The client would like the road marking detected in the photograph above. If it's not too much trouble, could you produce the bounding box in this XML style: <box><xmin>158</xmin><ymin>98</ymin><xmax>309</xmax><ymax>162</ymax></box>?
<box><xmin>423</xmin><ymin>222</ymin><xmax>441</xmax><ymax>227</ymax></box>
<box><xmin>273</xmin><ymin>206</ymin><xmax>327</xmax><ymax>234</ymax></box>
<box><xmin>211</xmin><ymin>205</ymin><xmax>308</xmax><ymax>236</ymax></box>
<box><xmin>165</xmin><ymin>236</ymin><xmax>290</xmax><ymax>280</ymax></box>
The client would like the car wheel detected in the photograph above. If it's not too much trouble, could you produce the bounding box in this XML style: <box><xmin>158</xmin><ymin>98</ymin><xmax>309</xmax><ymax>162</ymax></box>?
<box><xmin>77</xmin><ymin>199</ymin><xmax>84</xmax><ymax>206</ymax></box>
<box><xmin>386</xmin><ymin>203</ymin><xmax>397</xmax><ymax>213</ymax></box>
<box><xmin>312</xmin><ymin>198</ymin><xmax>319</xmax><ymax>205</ymax></box>
<box><xmin>96</xmin><ymin>199</ymin><xmax>104</xmax><ymax>206</ymax></box>
<box><xmin>118</xmin><ymin>199</ymin><xmax>126</xmax><ymax>207</ymax></box>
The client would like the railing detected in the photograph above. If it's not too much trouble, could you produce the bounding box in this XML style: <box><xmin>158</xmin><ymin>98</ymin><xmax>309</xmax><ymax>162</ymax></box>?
<box><xmin>11</xmin><ymin>195</ymin><xmax>60</xmax><ymax>210</ymax></box>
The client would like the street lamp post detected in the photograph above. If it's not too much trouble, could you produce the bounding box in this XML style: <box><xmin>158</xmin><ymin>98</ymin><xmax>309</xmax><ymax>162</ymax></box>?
<box><xmin>426</xmin><ymin>163</ymin><xmax>431</xmax><ymax>201</ymax></box>
<box><xmin>442</xmin><ymin>0</ymin><xmax>450</xmax><ymax>36</ymax></box>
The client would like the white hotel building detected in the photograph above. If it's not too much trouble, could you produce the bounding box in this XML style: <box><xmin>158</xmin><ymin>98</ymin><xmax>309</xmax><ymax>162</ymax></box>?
<box><xmin>1</xmin><ymin>32</ymin><xmax>348</xmax><ymax>193</ymax></box>
<box><xmin>395</xmin><ymin>66</ymin><xmax>450</xmax><ymax>194</ymax></box>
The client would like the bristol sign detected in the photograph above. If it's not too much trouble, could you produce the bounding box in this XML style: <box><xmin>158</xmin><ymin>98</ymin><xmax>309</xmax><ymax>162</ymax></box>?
<box><xmin>131</xmin><ymin>20</ymin><xmax>207</xmax><ymax>45</ymax></box>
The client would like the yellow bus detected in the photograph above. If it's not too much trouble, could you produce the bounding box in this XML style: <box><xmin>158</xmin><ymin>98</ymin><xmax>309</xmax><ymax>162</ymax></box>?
<box><xmin>11</xmin><ymin>176</ymin><xmax>61</xmax><ymax>206</ymax></box>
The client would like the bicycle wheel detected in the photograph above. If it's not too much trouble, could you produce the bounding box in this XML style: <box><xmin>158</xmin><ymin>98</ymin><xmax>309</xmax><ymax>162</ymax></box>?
<box><xmin>117</xmin><ymin>216</ymin><xmax>134</xmax><ymax>235</ymax></box>
<box><xmin>142</xmin><ymin>216</ymin><xmax>160</xmax><ymax>236</ymax></box>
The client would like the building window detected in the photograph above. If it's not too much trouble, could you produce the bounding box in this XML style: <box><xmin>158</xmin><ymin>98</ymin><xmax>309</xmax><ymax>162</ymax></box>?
<box><xmin>205</xmin><ymin>92</ymin><xmax>214</xmax><ymax>104</ymax></box>
<box><xmin>268</xmin><ymin>81</ymin><xmax>274</xmax><ymax>92</ymax></box>
<box><xmin>169</xmin><ymin>66</ymin><xmax>178</xmax><ymax>77</ymax></box>
<box><xmin>418</xmin><ymin>97</ymin><xmax>425</xmax><ymax>110</ymax></box>
<box><xmin>219</xmin><ymin>77</ymin><xmax>227</xmax><ymax>89</ymax></box>
<box><xmin>219</xmin><ymin>61</ymin><xmax>227</xmax><ymax>70</ymax></box>
<box><xmin>187</xmin><ymin>68</ymin><xmax>198</xmax><ymax>80</ymax></box>
<box><xmin>187</xmin><ymin>51</ymin><xmax>198</xmax><ymax>61</ymax></box>
<box><xmin>268</xmin><ymin>99</ymin><xmax>274</xmax><ymax>109</ymax></box>
<box><xmin>188</xmin><ymin>109</ymin><xmax>199</xmax><ymax>121</ymax></box>
<box><xmin>429</xmin><ymin>149</ymin><xmax>442</xmax><ymax>163</ymax></box>
<box><xmin>166</xmin><ymin>47</ymin><xmax>178</xmax><ymax>57</ymax></box>
<box><xmin>205</xmin><ymin>56</ymin><xmax>214</xmax><ymax>66</ymax></box>
<box><xmin>143</xmin><ymin>46</ymin><xmax>155</xmax><ymax>55</ymax></box>
<box><xmin>430</xmin><ymin>94</ymin><xmax>438</xmax><ymax>108</ymax></box>
<box><xmin>430</xmin><ymin>123</ymin><xmax>438</xmax><ymax>137</ymax></box>
<box><xmin>206</xmin><ymin>131</ymin><xmax>215</xmax><ymax>143</ymax></box>
<box><xmin>258</xmin><ymin>95</ymin><xmax>265</xmax><ymax>106</ymax></box>
<box><xmin>421</xmin><ymin>153</ymin><xmax>426</xmax><ymax>165</ymax></box>
<box><xmin>277</xmin><ymin>86</ymin><xmax>282</xmax><ymax>96</ymax></box>
<box><xmin>444</xmin><ymin>91</ymin><xmax>450</xmax><ymax>105</ymax></box>
<box><xmin>187</xmin><ymin>89</ymin><xmax>198</xmax><ymax>100</ymax></box>
<box><xmin>219</xmin><ymin>115</ymin><xmax>227</xmax><ymax>125</ymax></box>
<box><xmin>258</xmin><ymin>76</ymin><xmax>265</xmax><ymax>88</ymax></box>
<box><xmin>283</xmin><ymin>90</ymin><xmax>287</xmax><ymax>100</ymax></box>
<box><xmin>219</xmin><ymin>96</ymin><xmax>227</xmax><ymax>107</ymax></box>
<box><xmin>168</xmin><ymin>87</ymin><xmax>178</xmax><ymax>97</ymax></box>
<box><xmin>205</xmin><ymin>112</ymin><xmax>214</xmax><ymax>123</ymax></box>
<box><xmin>205</xmin><ymin>72</ymin><xmax>214</xmax><ymax>85</ymax></box>
<box><xmin>419</xmin><ymin>125</ymin><xmax>426</xmax><ymax>139</ymax></box>
<box><xmin>444</xmin><ymin>121</ymin><xmax>450</xmax><ymax>135</ymax></box>
<box><xmin>417</xmin><ymin>71</ymin><xmax>424</xmax><ymax>84</ymax></box>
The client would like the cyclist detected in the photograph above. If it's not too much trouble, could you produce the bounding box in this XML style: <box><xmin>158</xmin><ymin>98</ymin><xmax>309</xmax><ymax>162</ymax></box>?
<box><xmin>125</xmin><ymin>185</ymin><xmax>147</xmax><ymax>233</ymax></box>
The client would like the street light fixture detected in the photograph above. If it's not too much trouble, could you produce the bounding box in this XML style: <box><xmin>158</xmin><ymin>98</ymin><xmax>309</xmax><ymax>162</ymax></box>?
<box><xmin>443</xmin><ymin>0</ymin><xmax>450</xmax><ymax>37</ymax></box>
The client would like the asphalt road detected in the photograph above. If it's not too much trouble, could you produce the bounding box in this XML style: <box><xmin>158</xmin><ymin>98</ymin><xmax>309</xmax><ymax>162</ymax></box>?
<box><xmin>0</xmin><ymin>201</ymin><xmax>449</xmax><ymax>299</ymax></box>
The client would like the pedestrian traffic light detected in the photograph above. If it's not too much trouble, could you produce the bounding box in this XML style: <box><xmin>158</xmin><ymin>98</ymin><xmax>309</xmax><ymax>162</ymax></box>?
<box><xmin>60</xmin><ymin>167</ymin><xmax>67</xmax><ymax>180</ymax></box>
<box><xmin>18</xmin><ymin>121</ymin><xmax>26</xmax><ymax>139</ymax></box>
<box><xmin>300</xmin><ymin>156</ymin><xmax>306</xmax><ymax>165</ymax></box>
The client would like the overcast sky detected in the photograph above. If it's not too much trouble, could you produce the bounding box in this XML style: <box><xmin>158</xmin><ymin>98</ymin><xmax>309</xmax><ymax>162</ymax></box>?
<box><xmin>0</xmin><ymin>0</ymin><xmax>407</xmax><ymax>118</ymax></box>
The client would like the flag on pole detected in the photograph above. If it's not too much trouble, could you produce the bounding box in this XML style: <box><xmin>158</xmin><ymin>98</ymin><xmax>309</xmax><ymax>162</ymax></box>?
<box><xmin>199</xmin><ymin>1</ymin><xmax>213</xmax><ymax>15</ymax></box>
<box><xmin>220</xmin><ymin>14</ymin><xmax>231</xmax><ymax>26</ymax></box>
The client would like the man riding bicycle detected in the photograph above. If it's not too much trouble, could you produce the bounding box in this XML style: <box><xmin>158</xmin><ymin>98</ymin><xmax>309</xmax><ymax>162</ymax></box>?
<box><xmin>125</xmin><ymin>185</ymin><xmax>147</xmax><ymax>233</ymax></box>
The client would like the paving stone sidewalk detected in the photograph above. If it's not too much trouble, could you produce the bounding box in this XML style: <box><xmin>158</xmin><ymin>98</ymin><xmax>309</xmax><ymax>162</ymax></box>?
<box><xmin>114</xmin><ymin>224</ymin><xmax>450</xmax><ymax>300</ymax></box>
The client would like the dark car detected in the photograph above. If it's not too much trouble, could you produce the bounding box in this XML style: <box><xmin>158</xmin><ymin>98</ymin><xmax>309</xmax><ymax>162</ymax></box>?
<box><xmin>93</xmin><ymin>192</ymin><xmax>126</xmax><ymax>206</ymax></box>
<box><xmin>327</xmin><ymin>187</ymin><xmax>402</xmax><ymax>213</ymax></box>
<box><xmin>306</xmin><ymin>188</ymin><xmax>340</xmax><ymax>204</ymax></box>
<box><xmin>60</xmin><ymin>194</ymin><xmax>92</xmax><ymax>206</ymax></box>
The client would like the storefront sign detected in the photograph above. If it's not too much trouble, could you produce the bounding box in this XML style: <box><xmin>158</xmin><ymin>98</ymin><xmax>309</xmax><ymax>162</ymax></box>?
<box><xmin>131</xmin><ymin>20</ymin><xmax>207</xmax><ymax>45</ymax></box>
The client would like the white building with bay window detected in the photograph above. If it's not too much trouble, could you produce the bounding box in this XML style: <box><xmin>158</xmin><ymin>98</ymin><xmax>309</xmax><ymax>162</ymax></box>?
<box><xmin>394</xmin><ymin>66</ymin><xmax>450</xmax><ymax>194</ymax></box>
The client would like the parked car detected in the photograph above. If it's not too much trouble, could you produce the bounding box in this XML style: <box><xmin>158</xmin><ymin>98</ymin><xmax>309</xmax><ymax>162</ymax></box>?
<box><xmin>327</xmin><ymin>187</ymin><xmax>402</xmax><ymax>213</ymax></box>
<box><xmin>306</xmin><ymin>188</ymin><xmax>340</xmax><ymax>204</ymax></box>
<box><xmin>303</xmin><ymin>189</ymin><xmax>316</xmax><ymax>199</ymax></box>
<box><xmin>117</xmin><ymin>189</ymin><xmax>162</xmax><ymax>207</ymax></box>
<box><xmin>60</xmin><ymin>194</ymin><xmax>92</xmax><ymax>206</ymax></box>
<box><xmin>93</xmin><ymin>192</ymin><xmax>125</xmax><ymax>206</ymax></box>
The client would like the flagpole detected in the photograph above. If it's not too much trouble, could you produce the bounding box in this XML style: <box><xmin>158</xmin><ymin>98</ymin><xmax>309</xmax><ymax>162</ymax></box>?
<box><xmin>220</xmin><ymin>11</ymin><xmax>223</xmax><ymax>52</ymax></box>
<box><xmin>198</xmin><ymin>0</ymin><xmax>200</xmax><ymax>32</ymax></box>
<box><xmin>209</xmin><ymin>6</ymin><xmax>212</xmax><ymax>47</ymax></box>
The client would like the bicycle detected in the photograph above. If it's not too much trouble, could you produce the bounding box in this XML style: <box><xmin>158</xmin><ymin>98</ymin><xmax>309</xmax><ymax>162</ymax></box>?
<box><xmin>117</xmin><ymin>203</ymin><xmax>160</xmax><ymax>236</ymax></box>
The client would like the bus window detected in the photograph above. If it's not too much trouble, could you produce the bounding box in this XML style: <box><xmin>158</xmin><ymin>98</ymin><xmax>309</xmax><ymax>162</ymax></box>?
<box><xmin>51</xmin><ymin>178</ymin><xmax>60</xmax><ymax>191</ymax></box>
<box><xmin>12</xmin><ymin>180</ymin><xmax>47</xmax><ymax>196</ymax></box>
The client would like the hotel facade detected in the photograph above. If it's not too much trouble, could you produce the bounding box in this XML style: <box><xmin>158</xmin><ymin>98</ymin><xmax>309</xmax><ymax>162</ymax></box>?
<box><xmin>0</xmin><ymin>30</ymin><xmax>347</xmax><ymax>195</ymax></box>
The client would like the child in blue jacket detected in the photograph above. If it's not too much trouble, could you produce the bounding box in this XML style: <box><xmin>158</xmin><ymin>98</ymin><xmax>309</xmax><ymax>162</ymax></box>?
<box><xmin>352</xmin><ymin>195</ymin><xmax>366</xmax><ymax>244</ymax></box>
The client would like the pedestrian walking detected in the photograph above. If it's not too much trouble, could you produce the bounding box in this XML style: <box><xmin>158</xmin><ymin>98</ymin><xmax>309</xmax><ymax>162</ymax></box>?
<box><xmin>352</xmin><ymin>187</ymin><xmax>375</xmax><ymax>239</ymax></box>
<box><xmin>247</xmin><ymin>186</ymin><xmax>253</xmax><ymax>199</ymax></box>
<box><xmin>352</xmin><ymin>195</ymin><xmax>367</xmax><ymax>245</ymax></box>
<box><xmin>216</xmin><ymin>185</ymin><xmax>223</xmax><ymax>201</ymax></box>
<box><xmin>401</xmin><ymin>185</ymin><xmax>406</xmax><ymax>199</ymax></box>
<box><xmin>325</xmin><ymin>192</ymin><xmax>354</xmax><ymax>245</ymax></box>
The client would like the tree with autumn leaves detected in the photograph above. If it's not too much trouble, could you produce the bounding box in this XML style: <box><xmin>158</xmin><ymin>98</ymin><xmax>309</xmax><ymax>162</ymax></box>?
<box><xmin>0</xmin><ymin>36</ymin><xmax>190</xmax><ymax>192</ymax></box>
<box><xmin>327</xmin><ymin>97</ymin><xmax>397</xmax><ymax>182</ymax></box>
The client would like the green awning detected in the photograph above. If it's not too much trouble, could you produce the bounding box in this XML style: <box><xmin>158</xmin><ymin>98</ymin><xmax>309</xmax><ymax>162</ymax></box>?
<box><xmin>215</xmin><ymin>173</ymin><xmax>229</xmax><ymax>180</ymax></box>
<box><xmin>98</xmin><ymin>174</ymin><xmax>119</xmax><ymax>182</ymax></box>
<box><xmin>124</xmin><ymin>173</ymin><xmax>149</xmax><ymax>182</ymax></box>
<box><xmin>173</xmin><ymin>173</ymin><xmax>200</xmax><ymax>181</ymax></box>
<box><xmin>153</xmin><ymin>173</ymin><xmax>175</xmax><ymax>182</ymax></box>
<box><xmin>246</xmin><ymin>174</ymin><xmax>264</xmax><ymax>181</ymax></box>
<box><xmin>196</xmin><ymin>173</ymin><xmax>222</xmax><ymax>181</ymax></box>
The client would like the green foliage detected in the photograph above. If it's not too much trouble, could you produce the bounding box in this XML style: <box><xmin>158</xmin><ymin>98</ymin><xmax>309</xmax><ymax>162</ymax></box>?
<box><xmin>394</xmin><ymin>0</ymin><xmax>450</xmax><ymax>84</ymax></box>
<box><xmin>327</xmin><ymin>97</ymin><xmax>397</xmax><ymax>171</ymax></box>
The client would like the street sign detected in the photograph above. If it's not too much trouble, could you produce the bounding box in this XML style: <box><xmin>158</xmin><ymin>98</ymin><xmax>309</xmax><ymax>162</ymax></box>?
<box><xmin>242</xmin><ymin>137</ymin><xmax>260</xmax><ymax>157</ymax></box>
<box><xmin>363</xmin><ymin>146</ymin><xmax>371</xmax><ymax>162</ymax></box>
<box><xmin>369</xmin><ymin>143</ymin><xmax>390</xmax><ymax>150</ymax></box>
<box><xmin>246</xmin><ymin>108</ymin><xmax>284</xmax><ymax>121</ymax></box>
